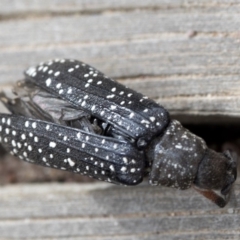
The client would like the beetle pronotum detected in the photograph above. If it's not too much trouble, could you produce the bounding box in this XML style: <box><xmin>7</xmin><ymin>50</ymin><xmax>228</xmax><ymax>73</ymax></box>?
<box><xmin>0</xmin><ymin>59</ymin><xmax>237</xmax><ymax>207</ymax></box>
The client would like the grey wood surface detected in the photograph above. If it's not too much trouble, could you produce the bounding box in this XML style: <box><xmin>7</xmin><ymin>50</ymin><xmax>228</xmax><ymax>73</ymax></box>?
<box><xmin>0</xmin><ymin>0</ymin><xmax>240</xmax><ymax>123</ymax></box>
<box><xmin>1</xmin><ymin>1</ymin><xmax>240</xmax><ymax>239</ymax></box>
<box><xmin>0</xmin><ymin>182</ymin><xmax>240</xmax><ymax>240</ymax></box>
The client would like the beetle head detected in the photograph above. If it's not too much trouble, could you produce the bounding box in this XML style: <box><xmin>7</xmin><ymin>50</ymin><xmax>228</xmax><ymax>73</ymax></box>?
<box><xmin>193</xmin><ymin>149</ymin><xmax>237</xmax><ymax>207</ymax></box>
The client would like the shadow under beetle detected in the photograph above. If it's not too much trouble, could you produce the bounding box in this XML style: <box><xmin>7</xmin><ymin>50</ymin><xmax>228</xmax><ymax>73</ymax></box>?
<box><xmin>0</xmin><ymin>59</ymin><xmax>237</xmax><ymax>207</ymax></box>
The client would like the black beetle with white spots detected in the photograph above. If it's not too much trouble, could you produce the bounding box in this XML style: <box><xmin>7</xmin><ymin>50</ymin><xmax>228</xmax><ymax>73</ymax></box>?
<box><xmin>0</xmin><ymin>59</ymin><xmax>237</xmax><ymax>207</ymax></box>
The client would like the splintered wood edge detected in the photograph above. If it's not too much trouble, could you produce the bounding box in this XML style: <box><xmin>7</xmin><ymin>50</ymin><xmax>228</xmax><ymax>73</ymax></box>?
<box><xmin>0</xmin><ymin>182</ymin><xmax>240</xmax><ymax>239</ymax></box>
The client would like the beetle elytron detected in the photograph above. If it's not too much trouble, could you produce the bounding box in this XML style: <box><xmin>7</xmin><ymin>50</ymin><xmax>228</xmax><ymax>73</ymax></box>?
<box><xmin>0</xmin><ymin>59</ymin><xmax>237</xmax><ymax>207</ymax></box>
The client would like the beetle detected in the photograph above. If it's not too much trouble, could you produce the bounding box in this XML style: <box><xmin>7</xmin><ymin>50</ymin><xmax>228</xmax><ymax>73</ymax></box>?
<box><xmin>0</xmin><ymin>59</ymin><xmax>237</xmax><ymax>207</ymax></box>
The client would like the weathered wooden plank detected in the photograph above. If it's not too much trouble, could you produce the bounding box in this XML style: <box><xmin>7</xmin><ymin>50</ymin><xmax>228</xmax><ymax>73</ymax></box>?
<box><xmin>0</xmin><ymin>0</ymin><xmax>239</xmax><ymax>16</ymax></box>
<box><xmin>0</xmin><ymin>1</ymin><xmax>239</xmax><ymax>123</ymax></box>
<box><xmin>1</xmin><ymin>36</ymin><xmax>240</xmax><ymax>80</ymax></box>
<box><xmin>0</xmin><ymin>183</ymin><xmax>239</xmax><ymax>239</ymax></box>
<box><xmin>1</xmin><ymin>12</ymin><xmax>240</xmax><ymax>49</ymax></box>
<box><xmin>0</xmin><ymin>1</ymin><xmax>240</xmax><ymax>239</ymax></box>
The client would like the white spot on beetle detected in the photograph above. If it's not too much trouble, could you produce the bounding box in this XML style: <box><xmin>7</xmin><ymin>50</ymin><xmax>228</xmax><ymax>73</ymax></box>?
<box><xmin>129</xmin><ymin>113</ymin><xmax>135</xmax><ymax>118</ymax></box>
<box><xmin>97</xmin><ymin>81</ymin><xmax>102</xmax><ymax>85</ymax></box>
<box><xmin>111</xmin><ymin>87</ymin><xmax>116</xmax><ymax>92</ymax></box>
<box><xmin>34</xmin><ymin>136</ymin><xmax>39</xmax><ymax>142</ymax></box>
<box><xmin>121</xmin><ymin>167</ymin><xmax>127</xmax><ymax>172</ymax></box>
<box><xmin>68</xmin><ymin>68</ymin><xmax>74</xmax><ymax>72</ymax></box>
<box><xmin>130</xmin><ymin>168</ymin><xmax>136</xmax><ymax>173</ymax></box>
<box><xmin>107</xmin><ymin>94</ymin><xmax>115</xmax><ymax>99</ymax></box>
<box><xmin>109</xmin><ymin>165</ymin><xmax>115</xmax><ymax>171</ymax></box>
<box><xmin>46</xmin><ymin>78</ymin><xmax>52</xmax><ymax>86</ymax></box>
<box><xmin>49</xmin><ymin>142</ymin><xmax>56</xmax><ymax>148</ymax></box>
<box><xmin>150</xmin><ymin>116</ymin><xmax>155</xmax><ymax>122</ymax></box>
<box><xmin>67</xmin><ymin>88</ymin><xmax>72</xmax><ymax>94</ymax></box>
<box><xmin>110</xmin><ymin>105</ymin><xmax>116</xmax><ymax>110</ymax></box>
<box><xmin>28</xmin><ymin>145</ymin><xmax>32</xmax><ymax>151</ymax></box>
<box><xmin>54</xmin><ymin>71</ymin><xmax>60</xmax><ymax>77</ymax></box>
<box><xmin>26</xmin><ymin>67</ymin><xmax>36</xmax><ymax>76</ymax></box>
<box><xmin>32</xmin><ymin>122</ymin><xmax>37</xmax><ymax>128</ymax></box>
<box><xmin>68</xmin><ymin>158</ymin><xmax>75</xmax><ymax>167</ymax></box>
<box><xmin>25</xmin><ymin>121</ymin><xmax>29</xmax><ymax>127</ymax></box>
<box><xmin>11</xmin><ymin>140</ymin><xmax>16</xmax><ymax>147</ymax></box>
<box><xmin>175</xmin><ymin>144</ymin><xmax>182</xmax><ymax>149</ymax></box>
<box><xmin>21</xmin><ymin>134</ymin><xmax>26</xmax><ymax>140</ymax></box>
<box><xmin>56</xmin><ymin>83</ymin><xmax>61</xmax><ymax>89</ymax></box>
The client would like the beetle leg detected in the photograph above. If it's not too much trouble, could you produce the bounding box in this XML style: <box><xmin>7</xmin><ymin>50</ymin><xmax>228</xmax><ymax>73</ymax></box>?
<box><xmin>193</xmin><ymin>185</ymin><xmax>229</xmax><ymax>208</ymax></box>
<box><xmin>0</xmin><ymin>114</ymin><xmax>145</xmax><ymax>185</ymax></box>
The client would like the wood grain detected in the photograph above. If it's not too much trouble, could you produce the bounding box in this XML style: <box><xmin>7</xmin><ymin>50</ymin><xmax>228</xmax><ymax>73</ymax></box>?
<box><xmin>0</xmin><ymin>1</ymin><xmax>240</xmax><ymax>123</ymax></box>
<box><xmin>0</xmin><ymin>1</ymin><xmax>240</xmax><ymax>239</ymax></box>
<box><xmin>0</xmin><ymin>182</ymin><xmax>240</xmax><ymax>239</ymax></box>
